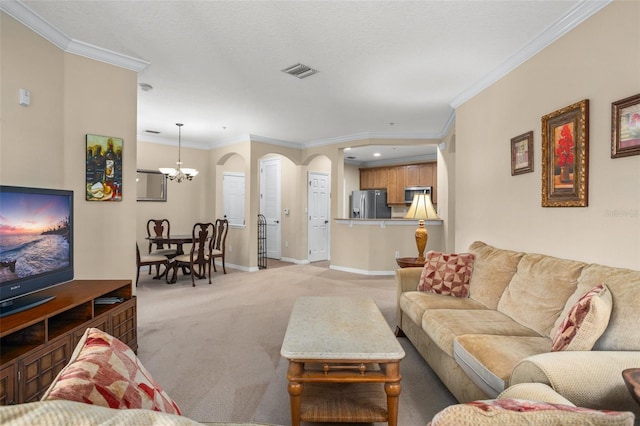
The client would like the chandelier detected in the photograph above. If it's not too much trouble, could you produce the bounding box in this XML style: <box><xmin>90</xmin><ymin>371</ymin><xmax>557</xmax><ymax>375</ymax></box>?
<box><xmin>159</xmin><ymin>123</ymin><xmax>198</xmax><ymax>183</ymax></box>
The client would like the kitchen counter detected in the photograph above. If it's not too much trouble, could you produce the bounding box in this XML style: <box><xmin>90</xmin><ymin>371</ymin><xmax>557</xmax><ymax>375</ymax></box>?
<box><xmin>330</xmin><ymin>218</ymin><xmax>443</xmax><ymax>275</ymax></box>
<box><xmin>335</xmin><ymin>218</ymin><xmax>443</xmax><ymax>227</ymax></box>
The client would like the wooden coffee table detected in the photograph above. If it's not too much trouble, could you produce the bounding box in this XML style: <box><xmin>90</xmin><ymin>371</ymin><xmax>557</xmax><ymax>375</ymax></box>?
<box><xmin>281</xmin><ymin>296</ymin><xmax>405</xmax><ymax>426</ymax></box>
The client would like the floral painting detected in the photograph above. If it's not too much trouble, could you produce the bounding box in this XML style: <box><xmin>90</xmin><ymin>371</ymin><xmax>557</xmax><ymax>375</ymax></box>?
<box><xmin>612</xmin><ymin>94</ymin><xmax>640</xmax><ymax>158</ymax></box>
<box><xmin>541</xmin><ymin>100</ymin><xmax>589</xmax><ymax>207</ymax></box>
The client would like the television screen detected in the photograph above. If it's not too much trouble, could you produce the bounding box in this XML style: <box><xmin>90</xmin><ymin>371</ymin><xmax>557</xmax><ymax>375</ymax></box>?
<box><xmin>0</xmin><ymin>185</ymin><xmax>74</xmax><ymax>317</ymax></box>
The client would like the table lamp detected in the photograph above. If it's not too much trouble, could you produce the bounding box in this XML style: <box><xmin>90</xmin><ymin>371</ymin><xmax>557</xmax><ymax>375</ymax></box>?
<box><xmin>404</xmin><ymin>192</ymin><xmax>440</xmax><ymax>262</ymax></box>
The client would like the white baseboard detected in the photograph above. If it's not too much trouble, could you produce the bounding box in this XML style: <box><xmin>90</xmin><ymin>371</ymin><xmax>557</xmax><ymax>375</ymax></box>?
<box><xmin>329</xmin><ymin>264</ymin><xmax>395</xmax><ymax>276</ymax></box>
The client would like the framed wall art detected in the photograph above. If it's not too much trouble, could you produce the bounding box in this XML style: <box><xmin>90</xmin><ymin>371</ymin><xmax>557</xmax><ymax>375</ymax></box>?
<box><xmin>511</xmin><ymin>131</ymin><xmax>533</xmax><ymax>175</ymax></box>
<box><xmin>541</xmin><ymin>99</ymin><xmax>589</xmax><ymax>207</ymax></box>
<box><xmin>86</xmin><ymin>134</ymin><xmax>123</xmax><ymax>201</ymax></box>
<box><xmin>611</xmin><ymin>93</ymin><xmax>640</xmax><ymax>158</ymax></box>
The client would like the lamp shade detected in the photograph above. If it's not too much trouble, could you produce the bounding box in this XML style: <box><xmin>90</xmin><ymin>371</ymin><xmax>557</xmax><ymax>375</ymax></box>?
<box><xmin>405</xmin><ymin>193</ymin><xmax>440</xmax><ymax>220</ymax></box>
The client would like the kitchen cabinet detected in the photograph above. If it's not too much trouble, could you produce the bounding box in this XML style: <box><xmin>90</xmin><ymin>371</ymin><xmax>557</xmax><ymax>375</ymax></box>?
<box><xmin>359</xmin><ymin>169</ymin><xmax>376</xmax><ymax>189</ymax></box>
<box><xmin>360</xmin><ymin>162</ymin><xmax>437</xmax><ymax>205</ymax></box>
<box><xmin>387</xmin><ymin>167</ymin><xmax>405</xmax><ymax>204</ymax></box>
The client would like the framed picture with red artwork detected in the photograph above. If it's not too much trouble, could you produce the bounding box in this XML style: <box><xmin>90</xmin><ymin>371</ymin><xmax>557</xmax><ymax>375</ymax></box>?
<box><xmin>541</xmin><ymin>99</ymin><xmax>589</xmax><ymax>207</ymax></box>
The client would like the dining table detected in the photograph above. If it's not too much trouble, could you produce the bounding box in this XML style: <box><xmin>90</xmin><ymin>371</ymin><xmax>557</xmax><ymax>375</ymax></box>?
<box><xmin>146</xmin><ymin>234</ymin><xmax>203</xmax><ymax>283</ymax></box>
<box><xmin>146</xmin><ymin>234</ymin><xmax>196</xmax><ymax>256</ymax></box>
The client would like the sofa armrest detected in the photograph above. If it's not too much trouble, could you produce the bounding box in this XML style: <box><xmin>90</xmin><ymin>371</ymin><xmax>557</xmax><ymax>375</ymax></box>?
<box><xmin>498</xmin><ymin>383</ymin><xmax>575</xmax><ymax>406</ymax></box>
<box><xmin>395</xmin><ymin>267</ymin><xmax>422</xmax><ymax>332</ymax></box>
<box><xmin>510</xmin><ymin>351</ymin><xmax>640</xmax><ymax>415</ymax></box>
<box><xmin>396</xmin><ymin>267</ymin><xmax>422</xmax><ymax>294</ymax></box>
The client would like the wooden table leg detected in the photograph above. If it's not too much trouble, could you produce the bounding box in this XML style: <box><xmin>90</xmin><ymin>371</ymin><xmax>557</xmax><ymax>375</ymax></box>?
<box><xmin>287</xmin><ymin>361</ymin><xmax>304</xmax><ymax>426</ymax></box>
<box><xmin>384</xmin><ymin>361</ymin><xmax>402</xmax><ymax>426</ymax></box>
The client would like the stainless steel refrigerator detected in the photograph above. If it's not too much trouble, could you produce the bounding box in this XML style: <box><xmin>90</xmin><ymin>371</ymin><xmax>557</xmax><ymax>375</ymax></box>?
<box><xmin>350</xmin><ymin>190</ymin><xmax>391</xmax><ymax>218</ymax></box>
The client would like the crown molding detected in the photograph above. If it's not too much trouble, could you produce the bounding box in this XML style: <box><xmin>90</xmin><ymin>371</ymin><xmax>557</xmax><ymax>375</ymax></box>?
<box><xmin>304</xmin><ymin>131</ymin><xmax>443</xmax><ymax>149</ymax></box>
<box><xmin>1</xmin><ymin>0</ymin><xmax>149</xmax><ymax>72</ymax></box>
<box><xmin>451</xmin><ymin>0</ymin><xmax>611</xmax><ymax>108</ymax></box>
<box><xmin>136</xmin><ymin>133</ymin><xmax>209</xmax><ymax>150</ymax></box>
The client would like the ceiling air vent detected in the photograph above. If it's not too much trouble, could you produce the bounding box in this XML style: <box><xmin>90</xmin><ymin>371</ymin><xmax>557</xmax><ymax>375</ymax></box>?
<box><xmin>281</xmin><ymin>63</ymin><xmax>318</xmax><ymax>79</ymax></box>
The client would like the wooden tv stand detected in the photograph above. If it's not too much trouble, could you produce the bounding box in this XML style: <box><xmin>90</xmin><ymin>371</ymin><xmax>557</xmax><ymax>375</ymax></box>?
<box><xmin>0</xmin><ymin>279</ymin><xmax>136</xmax><ymax>405</ymax></box>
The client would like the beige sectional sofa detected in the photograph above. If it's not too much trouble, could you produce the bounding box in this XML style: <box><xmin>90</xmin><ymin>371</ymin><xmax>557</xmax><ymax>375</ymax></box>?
<box><xmin>396</xmin><ymin>241</ymin><xmax>640</xmax><ymax>418</ymax></box>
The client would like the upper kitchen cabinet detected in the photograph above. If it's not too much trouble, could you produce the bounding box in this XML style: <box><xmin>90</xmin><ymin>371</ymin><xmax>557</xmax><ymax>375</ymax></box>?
<box><xmin>359</xmin><ymin>167</ymin><xmax>389</xmax><ymax>190</ymax></box>
<box><xmin>360</xmin><ymin>168</ymin><xmax>376</xmax><ymax>189</ymax></box>
<box><xmin>387</xmin><ymin>167</ymin><xmax>405</xmax><ymax>204</ymax></box>
<box><xmin>360</xmin><ymin>162</ymin><xmax>437</xmax><ymax>205</ymax></box>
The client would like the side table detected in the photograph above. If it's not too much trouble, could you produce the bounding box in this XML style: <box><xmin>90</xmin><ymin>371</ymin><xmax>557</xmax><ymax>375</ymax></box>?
<box><xmin>396</xmin><ymin>257</ymin><xmax>425</xmax><ymax>268</ymax></box>
<box><xmin>622</xmin><ymin>368</ymin><xmax>640</xmax><ymax>405</ymax></box>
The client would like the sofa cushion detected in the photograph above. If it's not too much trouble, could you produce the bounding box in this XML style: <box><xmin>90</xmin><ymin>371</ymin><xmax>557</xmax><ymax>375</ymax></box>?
<box><xmin>453</xmin><ymin>335</ymin><xmax>552</xmax><ymax>397</ymax></box>
<box><xmin>551</xmin><ymin>283</ymin><xmax>612</xmax><ymax>351</ymax></box>
<box><xmin>42</xmin><ymin>328</ymin><xmax>181</xmax><ymax>415</ymax></box>
<box><xmin>497</xmin><ymin>253</ymin><xmax>585</xmax><ymax>337</ymax></box>
<box><xmin>422</xmin><ymin>309</ymin><xmax>541</xmax><ymax>357</ymax></box>
<box><xmin>573</xmin><ymin>264</ymin><xmax>640</xmax><ymax>351</ymax></box>
<box><xmin>418</xmin><ymin>251</ymin><xmax>475</xmax><ymax>297</ymax></box>
<box><xmin>428</xmin><ymin>398</ymin><xmax>635</xmax><ymax>426</ymax></box>
<box><xmin>467</xmin><ymin>241</ymin><xmax>524</xmax><ymax>309</ymax></box>
<box><xmin>400</xmin><ymin>291</ymin><xmax>488</xmax><ymax>326</ymax></box>
<box><xmin>0</xmin><ymin>400</ymin><xmax>201</xmax><ymax>425</ymax></box>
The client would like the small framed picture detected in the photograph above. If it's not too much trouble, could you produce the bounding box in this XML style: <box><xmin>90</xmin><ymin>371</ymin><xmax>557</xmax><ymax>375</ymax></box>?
<box><xmin>611</xmin><ymin>93</ymin><xmax>640</xmax><ymax>158</ymax></box>
<box><xmin>541</xmin><ymin>99</ymin><xmax>589</xmax><ymax>207</ymax></box>
<box><xmin>511</xmin><ymin>131</ymin><xmax>533</xmax><ymax>175</ymax></box>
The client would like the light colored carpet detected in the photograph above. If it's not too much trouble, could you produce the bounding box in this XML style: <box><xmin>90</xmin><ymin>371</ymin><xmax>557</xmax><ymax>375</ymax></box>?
<box><xmin>135</xmin><ymin>262</ymin><xmax>456</xmax><ymax>425</ymax></box>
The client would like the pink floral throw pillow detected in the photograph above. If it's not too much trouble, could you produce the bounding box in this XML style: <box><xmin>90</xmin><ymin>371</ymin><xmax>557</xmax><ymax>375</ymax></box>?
<box><xmin>551</xmin><ymin>283</ymin><xmax>613</xmax><ymax>352</ymax></box>
<box><xmin>42</xmin><ymin>328</ymin><xmax>181</xmax><ymax>415</ymax></box>
<box><xmin>418</xmin><ymin>251</ymin><xmax>475</xmax><ymax>297</ymax></box>
<box><xmin>428</xmin><ymin>398</ymin><xmax>634</xmax><ymax>425</ymax></box>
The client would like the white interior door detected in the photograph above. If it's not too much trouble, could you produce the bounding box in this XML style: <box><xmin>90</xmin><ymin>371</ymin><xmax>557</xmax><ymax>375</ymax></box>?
<box><xmin>308</xmin><ymin>172</ymin><xmax>330</xmax><ymax>262</ymax></box>
<box><xmin>260</xmin><ymin>158</ymin><xmax>281</xmax><ymax>259</ymax></box>
<box><xmin>222</xmin><ymin>172</ymin><xmax>245</xmax><ymax>227</ymax></box>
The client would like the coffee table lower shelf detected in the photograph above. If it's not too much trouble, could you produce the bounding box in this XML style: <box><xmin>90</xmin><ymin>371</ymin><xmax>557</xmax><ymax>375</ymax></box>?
<box><xmin>300</xmin><ymin>382</ymin><xmax>388</xmax><ymax>423</ymax></box>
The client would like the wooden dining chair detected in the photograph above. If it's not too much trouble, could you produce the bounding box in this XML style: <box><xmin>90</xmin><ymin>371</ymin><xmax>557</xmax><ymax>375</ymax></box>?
<box><xmin>167</xmin><ymin>222</ymin><xmax>214</xmax><ymax>286</ymax></box>
<box><xmin>136</xmin><ymin>243</ymin><xmax>169</xmax><ymax>287</ymax></box>
<box><xmin>146</xmin><ymin>219</ymin><xmax>178</xmax><ymax>255</ymax></box>
<box><xmin>211</xmin><ymin>218</ymin><xmax>229</xmax><ymax>274</ymax></box>
<box><xmin>146</xmin><ymin>219</ymin><xmax>177</xmax><ymax>274</ymax></box>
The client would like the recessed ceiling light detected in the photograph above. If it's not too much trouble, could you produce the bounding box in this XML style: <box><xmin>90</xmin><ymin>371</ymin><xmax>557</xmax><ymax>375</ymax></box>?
<box><xmin>145</xmin><ymin>130</ymin><xmax>160</xmax><ymax>134</ymax></box>
<box><xmin>373</xmin><ymin>153</ymin><xmax>381</xmax><ymax>157</ymax></box>
<box><xmin>344</xmin><ymin>147</ymin><xmax>351</xmax><ymax>151</ymax></box>
<box><xmin>138</xmin><ymin>82</ymin><xmax>153</xmax><ymax>91</ymax></box>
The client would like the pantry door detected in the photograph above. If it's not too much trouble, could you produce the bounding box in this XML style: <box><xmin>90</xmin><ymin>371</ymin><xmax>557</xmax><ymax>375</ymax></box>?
<box><xmin>260</xmin><ymin>157</ymin><xmax>281</xmax><ymax>259</ymax></box>
<box><xmin>308</xmin><ymin>172</ymin><xmax>330</xmax><ymax>262</ymax></box>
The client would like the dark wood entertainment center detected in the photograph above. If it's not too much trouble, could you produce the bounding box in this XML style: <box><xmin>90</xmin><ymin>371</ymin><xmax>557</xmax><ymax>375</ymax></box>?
<box><xmin>0</xmin><ymin>279</ymin><xmax>136</xmax><ymax>405</ymax></box>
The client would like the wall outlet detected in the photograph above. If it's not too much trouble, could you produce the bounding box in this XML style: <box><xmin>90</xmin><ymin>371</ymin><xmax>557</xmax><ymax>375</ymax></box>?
<box><xmin>228</xmin><ymin>245</ymin><xmax>232</xmax><ymax>253</ymax></box>
<box><xmin>395</xmin><ymin>250</ymin><xmax>400</xmax><ymax>258</ymax></box>
<box><xmin>285</xmin><ymin>241</ymin><xmax>288</xmax><ymax>247</ymax></box>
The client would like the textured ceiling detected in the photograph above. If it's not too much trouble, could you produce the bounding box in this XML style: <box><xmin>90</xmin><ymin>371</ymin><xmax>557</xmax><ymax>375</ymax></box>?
<box><xmin>10</xmin><ymin>0</ymin><xmax>603</xmax><ymax>152</ymax></box>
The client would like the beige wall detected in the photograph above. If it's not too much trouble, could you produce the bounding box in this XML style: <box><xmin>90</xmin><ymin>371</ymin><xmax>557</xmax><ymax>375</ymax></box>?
<box><xmin>456</xmin><ymin>0</ymin><xmax>640</xmax><ymax>269</ymax></box>
<box><xmin>136</xmin><ymin>140</ymin><xmax>211</xmax><ymax>255</ymax></box>
<box><xmin>2</xmin><ymin>13</ymin><xmax>139</xmax><ymax>282</ymax></box>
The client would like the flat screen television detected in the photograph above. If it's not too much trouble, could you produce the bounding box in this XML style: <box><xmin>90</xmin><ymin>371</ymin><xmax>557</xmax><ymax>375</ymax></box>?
<box><xmin>0</xmin><ymin>185</ymin><xmax>74</xmax><ymax>317</ymax></box>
